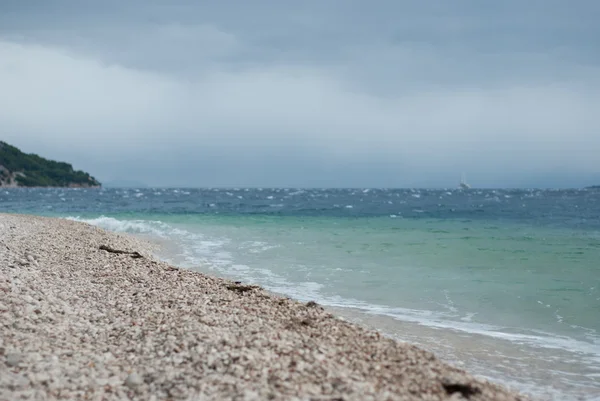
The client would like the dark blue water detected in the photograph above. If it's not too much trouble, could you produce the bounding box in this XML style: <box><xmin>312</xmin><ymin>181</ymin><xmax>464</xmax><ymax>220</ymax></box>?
<box><xmin>2</xmin><ymin>187</ymin><xmax>600</xmax><ymax>229</ymax></box>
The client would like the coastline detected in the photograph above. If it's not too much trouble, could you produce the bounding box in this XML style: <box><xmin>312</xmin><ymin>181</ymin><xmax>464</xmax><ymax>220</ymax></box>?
<box><xmin>0</xmin><ymin>184</ymin><xmax>102</xmax><ymax>188</ymax></box>
<box><xmin>1</xmin><ymin>214</ymin><xmax>526</xmax><ymax>400</ymax></box>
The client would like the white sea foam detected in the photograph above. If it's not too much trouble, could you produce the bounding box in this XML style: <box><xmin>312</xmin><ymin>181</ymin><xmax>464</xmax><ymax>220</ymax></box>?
<box><xmin>67</xmin><ymin>215</ymin><xmax>600</xmax><ymax>397</ymax></box>
<box><xmin>240</xmin><ymin>241</ymin><xmax>280</xmax><ymax>253</ymax></box>
<box><xmin>70</xmin><ymin>216</ymin><xmax>600</xmax><ymax>352</ymax></box>
<box><xmin>67</xmin><ymin>216</ymin><xmax>174</xmax><ymax>237</ymax></box>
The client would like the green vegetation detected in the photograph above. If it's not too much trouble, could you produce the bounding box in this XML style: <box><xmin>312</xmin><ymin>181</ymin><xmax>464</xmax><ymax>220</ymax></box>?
<box><xmin>0</xmin><ymin>141</ymin><xmax>101</xmax><ymax>187</ymax></box>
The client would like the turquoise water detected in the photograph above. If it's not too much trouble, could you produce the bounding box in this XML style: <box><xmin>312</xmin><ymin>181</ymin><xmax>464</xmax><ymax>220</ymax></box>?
<box><xmin>2</xmin><ymin>187</ymin><xmax>600</xmax><ymax>399</ymax></box>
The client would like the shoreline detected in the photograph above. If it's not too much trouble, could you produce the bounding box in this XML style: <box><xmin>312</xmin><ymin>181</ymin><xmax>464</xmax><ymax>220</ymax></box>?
<box><xmin>1</xmin><ymin>213</ymin><xmax>526</xmax><ymax>400</ymax></box>
<box><xmin>323</xmin><ymin>306</ymin><xmax>600</xmax><ymax>401</ymax></box>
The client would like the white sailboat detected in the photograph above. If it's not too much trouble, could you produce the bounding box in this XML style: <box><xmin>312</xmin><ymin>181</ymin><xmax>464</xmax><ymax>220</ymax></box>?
<box><xmin>459</xmin><ymin>173</ymin><xmax>471</xmax><ymax>189</ymax></box>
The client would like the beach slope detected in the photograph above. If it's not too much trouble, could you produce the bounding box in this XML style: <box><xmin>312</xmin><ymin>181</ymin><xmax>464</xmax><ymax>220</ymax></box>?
<box><xmin>0</xmin><ymin>214</ymin><xmax>526</xmax><ymax>400</ymax></box>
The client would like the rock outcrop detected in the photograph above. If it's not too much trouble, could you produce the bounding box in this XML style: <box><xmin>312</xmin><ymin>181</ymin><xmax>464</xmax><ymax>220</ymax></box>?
<box><xmin>0</xmin><ymin>141</ymin><xmax>100</xmax><ymax>188</ymax></box>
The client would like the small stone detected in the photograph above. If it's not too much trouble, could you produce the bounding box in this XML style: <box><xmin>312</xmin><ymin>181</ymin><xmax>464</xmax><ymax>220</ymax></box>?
<box><xmin>32</xmin><ymin>372</ymin><xmax>51</xmax><ymax>384</ymax></box>
<box><xmin>5</xmin><ymin>353</ymin><xmax>22</xmax><ymax>367</ymax></box>
<box><xmin>124</xmin><ymin>373</ymin><xmax>143</xmax><ymax>388</ymax></box>
<box><xmin>10</xmin><ymin>374</ymin><xmax>30</xmax><ymax>389</ymax></box>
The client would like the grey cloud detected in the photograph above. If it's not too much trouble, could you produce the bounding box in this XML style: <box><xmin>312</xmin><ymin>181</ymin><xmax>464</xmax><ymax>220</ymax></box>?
<box><xmin>1</xmin><ymin>1</ymin><xmax>599</xmax><ymax>187</ymax></box>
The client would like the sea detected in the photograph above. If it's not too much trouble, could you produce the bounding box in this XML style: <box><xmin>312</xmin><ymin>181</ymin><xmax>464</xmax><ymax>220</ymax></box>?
<box><xmin>1</xmin><ymin>187</ymin><xmax>599</xmax><ymax>400</ymax></box>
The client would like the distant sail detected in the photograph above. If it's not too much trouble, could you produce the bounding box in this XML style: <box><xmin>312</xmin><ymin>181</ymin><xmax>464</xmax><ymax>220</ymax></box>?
<box><xmin>459</xmin><ymin>173</ymin><xmax>471</xmax><ymax>189</ymax></box>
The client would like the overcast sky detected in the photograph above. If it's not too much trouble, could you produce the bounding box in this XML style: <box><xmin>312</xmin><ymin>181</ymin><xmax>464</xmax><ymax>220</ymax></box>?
<box><xmin>1</xmin><ymin>1</ymin><xmax>599</xmax><ymax>187</ymax></box>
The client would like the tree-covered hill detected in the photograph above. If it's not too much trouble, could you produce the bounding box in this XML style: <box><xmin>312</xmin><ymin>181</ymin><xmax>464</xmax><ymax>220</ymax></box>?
<box><xmin>0</xmin><ymin>141</ymin><xmax>101</xmax><ymax>187</ymax></box>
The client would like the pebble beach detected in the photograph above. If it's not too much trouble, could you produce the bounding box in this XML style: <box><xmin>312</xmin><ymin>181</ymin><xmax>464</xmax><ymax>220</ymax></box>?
<box><xmin>0</xmin><ymin>214</ymin><xmax>527</xmax><ymax>401</ymax></box>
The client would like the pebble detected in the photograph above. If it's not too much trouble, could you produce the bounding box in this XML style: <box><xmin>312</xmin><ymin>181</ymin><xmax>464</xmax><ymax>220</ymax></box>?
<box><xmin>5</xmin><ymin>353</ymin><xmax>22</xmax><ymax>367</ymax></box>
<box><xmin>124</xmin><ymin>373</ymin><xmax>143</xmax><ymax>388</ymax></box>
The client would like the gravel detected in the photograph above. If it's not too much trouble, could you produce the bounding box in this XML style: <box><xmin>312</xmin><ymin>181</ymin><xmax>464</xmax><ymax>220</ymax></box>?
<box><xmin>0</xmin><ymin>213</ymin><xmax>528</xmax><ymax>400</ymax></box>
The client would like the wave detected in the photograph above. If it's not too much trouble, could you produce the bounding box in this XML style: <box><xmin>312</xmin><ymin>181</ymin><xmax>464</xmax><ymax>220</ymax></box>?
<box><xmin>68</xmin><ymin>215</ymin><xmax>176</xmax><ymax>237</ymax></box>
<box><xmin>68</xmin><ymin>215</ymin><xmax>600</xmax><ymax>366</ymax></box>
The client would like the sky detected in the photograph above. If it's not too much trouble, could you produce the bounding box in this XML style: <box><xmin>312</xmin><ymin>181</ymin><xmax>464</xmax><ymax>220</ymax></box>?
<box><xmin>1</xmin><ymin>0</ymin><xmax>599</xmax><ymax>188</ymax></box>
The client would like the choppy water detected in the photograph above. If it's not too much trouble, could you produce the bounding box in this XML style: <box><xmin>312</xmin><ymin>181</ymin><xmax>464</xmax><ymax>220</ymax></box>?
<box><xmin>2</xmin><ymin>187</ymin><xmax>599</xmax><ymax>400</ymax></box>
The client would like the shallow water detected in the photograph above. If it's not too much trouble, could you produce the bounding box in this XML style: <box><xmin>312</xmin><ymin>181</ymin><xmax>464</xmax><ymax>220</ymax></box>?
<box><xmin>2</xmin><ymin>187</ymin><xmax>599</xmax><ymax>400</ymax></box>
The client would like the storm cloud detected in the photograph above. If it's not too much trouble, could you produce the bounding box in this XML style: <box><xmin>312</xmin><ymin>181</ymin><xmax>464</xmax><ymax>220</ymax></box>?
<box><xmin>1</xmin><ymin>1</ymin><xmax>599</xmax><ymax>187</ymax></box>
